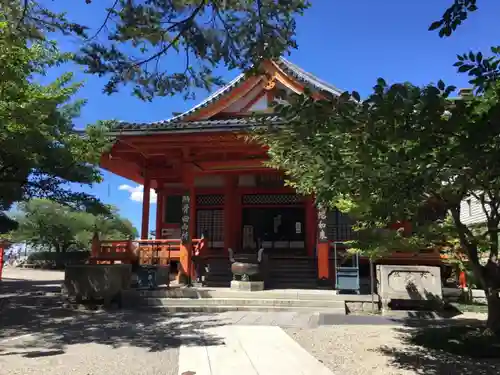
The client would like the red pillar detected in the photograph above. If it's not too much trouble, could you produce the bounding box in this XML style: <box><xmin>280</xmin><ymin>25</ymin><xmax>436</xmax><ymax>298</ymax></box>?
<box><xmin>155</xmin><ymin>185</ymin><xmax>163</xmax><ymax>239</ymax></box>
<box><xmin>141</xmin><ymin>173</ymin><xmax>151</xmax><ymax>239</ymax></box>
<box><xmin>305</xmin><ymin>197</ymin><xmax>316</xmax><ymax>256</ymax></box>
<box><xmin>224</xmin><ymin>175</ymin><xmax>237</xmax><ymax>252</ymax></box>
<box><xmin>91</xmin><ymin>232</ymin><xmax>100</xmax><ymax>258</ymax></box>
<box><xmin>178</xmin><ymin>166</ymin><xmax>196</xmax><ymax>284</ymax></box>
<box><xmin>316</xmin><ymin>205</ymin><xmax>330</xmax><ymax>282</ymax></box>
<box><xmin>459</xmin><ymin>271</ymin><xmax>467</xmax><ymax>289</ymax></box>
<box><xmin>0</xmin><ymin>244</ymin><xmax>4</xmax><ymax>280</ymax></box>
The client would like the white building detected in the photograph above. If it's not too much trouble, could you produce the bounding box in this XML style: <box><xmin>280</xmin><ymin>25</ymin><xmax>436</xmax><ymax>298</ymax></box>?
<box><xmin>460</xmin><ymin>195</ymin><xmax>489</xmax><ymax>226</ymax></box>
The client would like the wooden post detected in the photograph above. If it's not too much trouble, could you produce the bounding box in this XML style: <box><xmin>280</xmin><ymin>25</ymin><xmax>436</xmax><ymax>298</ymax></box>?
<box><xmin>141</xmin><ymin>172</ymin><xmax>151</xmax><ymax>240</ymax></box>
<box><xmin>0</xmin><ymin>243</ymin><xmax>4</xmax><ymax>281</ymax></box>
<box><xmin>224</xmin><ymin>175</ymin><xmax>237</xmax><ymax>252</ymax></box>
<box><xmin>91</xmin><ymin>232</ymin><xmax>100</xmax><ymax>259</ymax></box>
<box><xmin>305</xmin><ymin>197</ymin><xmax>316</xmax><ymax>257</ymax></box>
<box><xmin>178</xmin><ymin>166</ymin><xmax>195</xmax><ymax>285</ymax></box>
<box><xmin>316</xmin><ymin>205</ymin><xmax>330</xmax><ymax>285</ymax></box>
<box><xmin>155</xmin><ymin>185</ymin><xmax>163</xmax><ymax>239</ymax></box>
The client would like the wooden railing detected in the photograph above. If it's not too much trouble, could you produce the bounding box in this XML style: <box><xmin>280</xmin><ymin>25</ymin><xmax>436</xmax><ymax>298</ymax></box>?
<box><xmin>90</xmin><ymin>238</ymin><xmax>203</xmax><ymax>265</ymax></box>
<box><xmin>328</xmin><ymin>241</ymin><xmax>442</xmax><ymax>264</ymax></box>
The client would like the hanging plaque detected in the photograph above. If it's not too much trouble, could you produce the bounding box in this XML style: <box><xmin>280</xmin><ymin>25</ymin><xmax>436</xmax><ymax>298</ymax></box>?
<box><xmin>317</xmin><ymin>205</ymin><xmax>328</xmax><ymax>243</ymax></box>
<box><xmin>180</xmin><ymin>193</ymin><xmax>191</xmax><ymax>244</ymax></box>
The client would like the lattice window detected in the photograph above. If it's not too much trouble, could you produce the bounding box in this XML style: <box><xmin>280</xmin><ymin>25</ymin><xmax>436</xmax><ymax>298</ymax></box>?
<box><xmin>196</xmin><ymin>209</ymin><xmax>225</xmax><ymax>248</ymax></box>
<box><xmin>327</xmin><ymin>208</ymin><xmax>354</xmax><ymax>242</ymax></box>
<box><xmin>196</xmin><ymin>194</ymin><xmax>224</xmax><ymax>206</ymax></box>
<box><xmin>256</xmin><ymin>174</ymin><xmax>284</xmax><ymax>188</ymax></box>
<box><xmin>242</xmin><ymin>194</ymin><xmax>303</xmax><ymax>205</ymax></box>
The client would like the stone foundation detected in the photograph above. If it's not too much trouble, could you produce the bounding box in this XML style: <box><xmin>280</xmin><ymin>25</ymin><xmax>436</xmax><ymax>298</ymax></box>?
<box><xmin>63</xmin><ymin>264</ymin><xmax>132</xmax><ymax>303</ymax></box>
<box><xmin>376</xmin><ymin>264</ymin><xmax>442</xmax><ymax>309</ymax></box>
<box><xmin>230</xmin><ymin>280</ymin><xmax>264</xmax><ymax>291</ymax></box>
<box><xmin>345</xmin><ymin>300</ymin><xmax>380</xmax><ymax>314</ymax></box>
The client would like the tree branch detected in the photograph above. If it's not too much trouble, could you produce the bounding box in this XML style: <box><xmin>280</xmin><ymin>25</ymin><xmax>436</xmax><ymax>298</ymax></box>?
<box><xmin>16</xmin><ymin>0</ymin><xmax>30</xmax><ymax>30</ymax></box>
<box><xmin>87</xmin><ymin>0</ymin><xmax>119</xmax><ymax>41</ymax></box>
<box><xmin>450</xmin><ymin>206</ymin><xmax>480</xmax><ymax>264</ymax></box>
<box><xmin>129</xmin><ymin>0</ymin><xmax>207</xmax><ymax>69</ymax></box>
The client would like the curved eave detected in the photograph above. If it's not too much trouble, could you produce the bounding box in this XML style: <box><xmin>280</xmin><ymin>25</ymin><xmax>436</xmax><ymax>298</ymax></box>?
<box><xmin>112</xmin><ymin>57</ymin><xmax>346</xmax><ymax>132</ymax></box>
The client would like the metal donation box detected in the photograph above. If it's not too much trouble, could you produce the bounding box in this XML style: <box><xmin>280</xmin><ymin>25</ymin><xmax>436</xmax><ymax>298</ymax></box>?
<box><xmin>136</xmin><ymin>266</ymin><xmax>158</xmax><ymax>290</ymax></box>
<box><xmin>333</xmin><ymin>241</ymin><xmax>360</xmax><ymax>293</ymax></box>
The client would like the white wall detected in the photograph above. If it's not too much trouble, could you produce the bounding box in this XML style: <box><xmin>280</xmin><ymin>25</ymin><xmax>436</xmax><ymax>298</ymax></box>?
<box><xmin>460</xmin><ymin>195</ymin><xmax>488</xmax><ymax>225</ymax></box>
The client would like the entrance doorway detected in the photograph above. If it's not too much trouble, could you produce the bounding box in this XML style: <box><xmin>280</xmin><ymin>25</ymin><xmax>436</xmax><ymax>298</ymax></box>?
<box><xmin>196</xmin><ymin>209</ymin><xmax>224</xmax><ymax>249</ymax></box>
<box><xmin>241</xmin><ymin>207</ymin><xmax>306</xmax><ymax>254</ymax></box>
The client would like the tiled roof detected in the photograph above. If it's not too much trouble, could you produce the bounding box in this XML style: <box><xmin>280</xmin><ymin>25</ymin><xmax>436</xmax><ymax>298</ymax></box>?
<box><xmin>276</xmin><ymin>58</ymin><xmax>343</xmax><ymax>97</ymax></box>
<box><xmin>111</xmin><ymin>57</ymin><xmax>344</xmax><ymax>133</ymax></box>
<box><xmin>111</xmin><ymin>116</ymin><xmax>285</xmax><ymax>133</ymax></box>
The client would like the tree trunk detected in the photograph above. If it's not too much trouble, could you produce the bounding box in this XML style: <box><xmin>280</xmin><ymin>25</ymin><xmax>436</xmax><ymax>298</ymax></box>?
<box><xmin>483</xmin><ymin>260</ymin><xmax>500</xmax><ymax>335</ymax></box>
<box><xmin>486</xmin><ymin>289</ymin><xmax>500</xmax><ymax>334</ymax></box>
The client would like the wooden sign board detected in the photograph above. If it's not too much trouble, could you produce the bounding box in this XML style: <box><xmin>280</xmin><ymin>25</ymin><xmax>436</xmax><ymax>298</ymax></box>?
<box><xmin>180</xmin><ymin>193</ymin><xmax>191</xmax><ymax>244</ymax></box>
<box><xmin>317</xmin><ymin>205</ymin><xmax>328</xmax><ymax>244</ymax></box>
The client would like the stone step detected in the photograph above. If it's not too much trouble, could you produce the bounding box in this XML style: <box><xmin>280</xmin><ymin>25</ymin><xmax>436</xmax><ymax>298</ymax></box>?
<box><xmin>269</xmin><ymin>271</ymin><xmax>317</xmax><ymax>277</ymax></box>
<box><xmin>133</xmin><ymin>304</ymin><xmax>347</xmax><ymax>314</ymax></box>
<box><xmin>125</xmin><ymin>287</ymin><xmax>370</xmax><ymax>301</ymax></box>
<box><xmin>144</xmin><ymin>297</ymin><xmax>345</xmax><ymax>308</ymax></box>
<box><xmin>269</xmin><ymin>268</ymin><xmax>316</xmax><ymax>273</ymax></box>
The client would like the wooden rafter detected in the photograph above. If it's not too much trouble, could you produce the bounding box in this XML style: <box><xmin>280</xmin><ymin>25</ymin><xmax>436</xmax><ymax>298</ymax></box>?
<box><xmin>183</xmin><ymin>76</ymin><xmax>263</xmax><ymax>121</ymax></box>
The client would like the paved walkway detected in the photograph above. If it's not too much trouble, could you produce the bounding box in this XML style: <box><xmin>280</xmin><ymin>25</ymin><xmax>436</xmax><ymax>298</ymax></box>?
<box><xmin>177</xmin><ymin>325</ymin><xmax>334</xmax><ymax>375</ymax></box>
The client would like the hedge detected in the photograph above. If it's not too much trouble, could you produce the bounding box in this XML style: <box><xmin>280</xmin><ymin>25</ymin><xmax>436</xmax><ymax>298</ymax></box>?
<box><xmin>27</xmin><ymin>251</ymin><xmax>90</xmax><ymax>268</ymax></box>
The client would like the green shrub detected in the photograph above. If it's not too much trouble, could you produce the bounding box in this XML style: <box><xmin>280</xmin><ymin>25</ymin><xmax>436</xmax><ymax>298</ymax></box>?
<box><xmin>27</xmin><ymin>251</ymin><xmax>90</xmax><ymax>268</ymax></box>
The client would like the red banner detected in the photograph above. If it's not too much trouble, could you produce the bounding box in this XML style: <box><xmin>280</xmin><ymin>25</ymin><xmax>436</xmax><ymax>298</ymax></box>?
<box><xmin>0</xmin><ymin>246</ymin><xmax>4</xmax><ymax>280</ymax></box>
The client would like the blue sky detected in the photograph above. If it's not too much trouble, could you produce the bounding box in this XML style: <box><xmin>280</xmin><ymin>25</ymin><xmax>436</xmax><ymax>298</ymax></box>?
<box><xmin>41</xmin><ymin>0</ymin><xmax>500</xmax><ymax>233</ymax></box>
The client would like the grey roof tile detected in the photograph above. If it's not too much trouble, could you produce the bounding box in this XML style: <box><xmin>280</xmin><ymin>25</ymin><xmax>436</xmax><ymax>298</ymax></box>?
<box><xmin>112</xmin><ymin>57</ymin><xmax>343</xmax><ymax>133</ymax></box>
<box><xmin>110</xmin><ymin>116</ymin><xmax>284</xmax><ymax>134</ymax></box>
<box><xmin>276</xmin><ymin>57</ymin><xmax>343</xmax><ymax>96</ymax></box>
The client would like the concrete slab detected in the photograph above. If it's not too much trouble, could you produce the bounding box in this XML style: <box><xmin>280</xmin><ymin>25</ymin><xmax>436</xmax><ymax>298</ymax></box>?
<box><xmin>130</xmin><ymin>285</ymin><xmax>379</xmax><ymax>302</ymax></box>
<box><xmin>146</xmin><ymin>297</ymin><xmax>345</xmax><ymax>308</ymax></box>
<box><xmin>177</xmin><ymin>325</ymin><xmax>334</xmax><ymax>375</ymax></box>
<box><xmin>230</xmin><ymin>280</ymin><xmax>264</xmax><ymax>291</ymax></box>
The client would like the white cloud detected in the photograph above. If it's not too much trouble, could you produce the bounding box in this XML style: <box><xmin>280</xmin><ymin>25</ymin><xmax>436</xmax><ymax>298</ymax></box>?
<box><xmin>118</xmin><ymin>184</ymin><xmax>157</xmax><ymax>204</ymax></box>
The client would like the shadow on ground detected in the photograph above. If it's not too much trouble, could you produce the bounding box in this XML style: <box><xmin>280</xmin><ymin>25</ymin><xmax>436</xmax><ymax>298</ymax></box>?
<box><xmin>376</xmin><ymin>282</ymin><xmax>500</xmax><ymax>374</ymax></box>
<box><xmin>0</xmin><ymin>276</ymin><xmax>225</xmax><ymax>356</ymax></box>
<box><xmin>377</xmin><ymin>318</ymin><xmax>500</xmax><ymax>374</ymax></box>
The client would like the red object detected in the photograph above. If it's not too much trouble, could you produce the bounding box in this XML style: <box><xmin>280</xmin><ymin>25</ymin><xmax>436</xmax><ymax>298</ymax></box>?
<box><xmin>0</xmin><ymin>246</ymin><xmax>4</xmax><ymax>281</ymax></box>
<box><xmin>390</xmin><ymin>221</ymin><xmax>412</xmax><ymax>235</ymax></box>
<box><xmin>459</xmin><ymin>271</ymin><xmax>467</xmax><ymax>289</ymax></box>
<box><xmin>194</xmin><ymin>237</ymin><xmax>207</xmax><ymax>257</ymax></box>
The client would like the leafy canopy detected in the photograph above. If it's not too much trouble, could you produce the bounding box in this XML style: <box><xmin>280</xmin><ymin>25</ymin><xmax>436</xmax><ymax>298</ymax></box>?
<box><xmin>253</xmin><ymin>1</ymin><xmax>500</xmax><ymax>268</ymax></box>
<box><xmin>9</xmin><ymin>199</ymin><xmax>138</xmax><ymax>252</ymax></box>
<box><xmin>3</xmin><ymin>0</ymin><xmax>310</xmax><ymax>100</ymax></box>
<box><xmin>0</xmin><ymin>22</ymin><xmax>112</xmax><ymax>233</ymax></box>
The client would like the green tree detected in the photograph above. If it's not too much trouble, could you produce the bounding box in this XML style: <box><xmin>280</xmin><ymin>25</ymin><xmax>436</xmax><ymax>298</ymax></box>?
<box><xmin>253</xmin><ymin>1</ymin><xmax>500</xmax><ymax>334</ymax></box>
<box><xmin>10</xmin><ymin>199</ymin><xmax>137</xmax><ymax>252</ymax></box>
<box><xmin>2</xmin><ymin>0</ymin><xmax>309</xmax><ymax>101</ymax></box>
<box><xmin>0</xmin><ymin>22</ymin><xmax>111</xmax><ymax>233</ymax></box>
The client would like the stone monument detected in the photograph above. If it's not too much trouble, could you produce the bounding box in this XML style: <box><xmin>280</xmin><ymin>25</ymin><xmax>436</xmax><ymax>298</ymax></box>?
<box><xmin>376</xmin><ymin>264</ymin><xmax>443</xmax><ymax>310</ymax></box>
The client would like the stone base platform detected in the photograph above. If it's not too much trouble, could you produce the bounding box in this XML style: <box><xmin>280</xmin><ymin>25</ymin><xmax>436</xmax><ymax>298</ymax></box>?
<box><xmin>121</xmin><ymin>285</ymin><xmax>380</xmax><ymax>314</ymax></box>
<box><xmin>230</xmin><ymin>280</ymin><xmax>264</xmax><ymax>291</ymax></box>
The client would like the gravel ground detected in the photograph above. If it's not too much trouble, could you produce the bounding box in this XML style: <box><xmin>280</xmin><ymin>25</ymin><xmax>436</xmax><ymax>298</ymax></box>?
<box><xmin>0</xmin><ymin>339</ymin><xmax>178</xmax><ymax>375</ymax></box>
<box><xmin>0</xmin><ymin>268</ymin><xmax>183</xmax><ymax>375</ymax></box>
<box><xmin>285</xmin><ymin>324</ymin><xmax>500</xmax><ymax>375</ymax></box>
<box><xmin>285</xmin><ymin>325</ymin><xmax>417</xmax><ymax>375</ymax></box>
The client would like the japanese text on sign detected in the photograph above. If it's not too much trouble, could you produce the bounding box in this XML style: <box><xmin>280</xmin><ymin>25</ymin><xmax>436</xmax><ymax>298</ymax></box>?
<box><xmin>181</xmin><ymin>193</ymin><xmax>191</xmax><ymax>244</ymax></box>
<box><xmin>317</xmin><ymin>205</ymin><xmax>328</xmax><ymax>243</ymax></box>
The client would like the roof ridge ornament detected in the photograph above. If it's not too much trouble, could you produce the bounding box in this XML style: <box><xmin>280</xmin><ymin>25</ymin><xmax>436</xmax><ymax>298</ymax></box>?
<box><xmin>264</xmin><ymin>75</ymin><xmax>277</xmax><ymax>91</ymax></box>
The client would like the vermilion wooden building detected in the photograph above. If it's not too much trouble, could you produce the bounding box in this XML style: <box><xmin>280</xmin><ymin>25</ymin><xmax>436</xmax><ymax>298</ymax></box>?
<box><xmin>100</xmin><ymin>58</ymin><xmax>442</xmax><ymax>288</ymax></box>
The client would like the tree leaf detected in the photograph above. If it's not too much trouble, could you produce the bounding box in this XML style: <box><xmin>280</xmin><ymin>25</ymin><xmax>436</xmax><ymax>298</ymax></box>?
<box><xmin>428</xmin><ymin>20</ymin><xmax>444</xmax><ymax>31</ymax></box>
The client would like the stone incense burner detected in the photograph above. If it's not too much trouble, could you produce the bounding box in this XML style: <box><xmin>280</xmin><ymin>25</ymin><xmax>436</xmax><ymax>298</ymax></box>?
<box><xmin>228</xmin><ymin>247</ymin><xmax>265</xmax><ymax>282</ymax></box>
